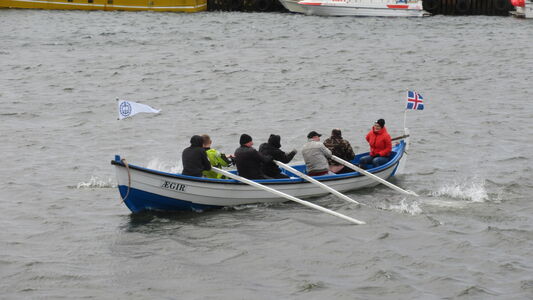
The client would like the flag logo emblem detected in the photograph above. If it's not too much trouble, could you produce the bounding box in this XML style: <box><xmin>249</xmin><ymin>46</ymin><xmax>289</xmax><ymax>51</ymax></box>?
<box><xmin>119</xmin><ymin>101</ymin><xmax>132</xmax><ymax>118</ymax></box>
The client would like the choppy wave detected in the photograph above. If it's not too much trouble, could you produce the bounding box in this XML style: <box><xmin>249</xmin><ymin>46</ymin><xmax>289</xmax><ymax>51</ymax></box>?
<box><xmin>297</xmin><ymin>281</ymin><xmax>326</xmax><ymax>292</ymax></box>
<box><xmin>381</xmin><ymin>199</ymin><xmax>422</xmax><ymax>215</ymax></box>
<box><xmin>76</xmin><ymin>176</ymin><xmax>116</xmax><ymax>189</ymax></box>
<box><xmin>430</xmin><ymin>177</ymin><xmax>489</xmax><ymax>203</ymax></box>
<box><xmin>2</xmin><ymin>10</ymin><xmax>532</xmax><ymax>300</ymax></box>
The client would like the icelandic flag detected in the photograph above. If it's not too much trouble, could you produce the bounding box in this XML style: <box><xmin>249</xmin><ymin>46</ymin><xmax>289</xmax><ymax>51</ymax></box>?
<box><xmin>406</xmin><ymin>91</ymin><xmax>424</xmax><ymax>110</ymax></box>
<box><xmin>117</xmin><ymin>99</ymin><xmax>160</xmax><ymax>120</ymax></box>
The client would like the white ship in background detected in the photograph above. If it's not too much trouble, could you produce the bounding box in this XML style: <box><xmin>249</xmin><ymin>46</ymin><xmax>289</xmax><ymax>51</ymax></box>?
<box><xmin>279</xmin><ymin>0</ymin><xmax>429</xmax><ymax>17</ymax></box>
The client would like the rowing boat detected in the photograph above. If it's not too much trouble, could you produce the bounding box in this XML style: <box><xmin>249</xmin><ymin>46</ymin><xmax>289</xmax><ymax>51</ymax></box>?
<box><xmin>112</xmin><ymin>136</ymin><xmax>409</xmax><ymax>213</ymax></box>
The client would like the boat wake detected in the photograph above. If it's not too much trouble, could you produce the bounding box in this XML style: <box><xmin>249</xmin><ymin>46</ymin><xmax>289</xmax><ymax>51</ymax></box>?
<box><xmin>75</xmin><ymin>176</ymin><xmax>116</xmax><ymax>189</ymax></box>
<box><xmin>381</xmin><ymin>199</ymin><xmax>423</xmax><ymax>215</ymax></box>
<box><xmin>377</xmin><ymin>177</ymin><xmax>492</xmax><ymax>214</ymax></box>
<box><xmin>430</xmin><ymin>177</ymin><xmax>489</xmax><ymax>203</ymax></box>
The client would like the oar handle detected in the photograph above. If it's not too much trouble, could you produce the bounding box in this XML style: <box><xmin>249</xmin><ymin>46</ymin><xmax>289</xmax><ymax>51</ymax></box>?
<box><xmin>212</xmin><ymin>167</ymin><xmax>365</xmax><ymax>225</ymax></box>
<box><xmin>391</xmin><ymin>134</ymin><xmax>410</xmax><ymax>141</ymax></box>
<box><xmin>331</xmin><ymin>156</ymin><xmax>418</xmax><ymax>197</ymax></box>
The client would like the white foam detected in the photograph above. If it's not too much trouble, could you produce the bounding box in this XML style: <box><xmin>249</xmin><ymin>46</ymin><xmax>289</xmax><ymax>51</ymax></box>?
<box><xmin>430</xmin><ymin>178</ymin><xmax>488</xmax><ymax>203</ymax></box>
<box><xmin>422</xmin><ymin>199</ymin><xmax>467</xmax><ymax>208</ymax></box>
<box><xmin>77</xmin><ymin>176</ymin><xmax>116</xmax><ymax>189</ymax></box>
<box><xmin>388</xmin><ymin>199</ymin><xmax>423</xmax><ymax>215</ymax></box>
<box><xmin>146</xmin><ymin>157</ymin><xmax>181</xmax><ymax>174</ymax></box>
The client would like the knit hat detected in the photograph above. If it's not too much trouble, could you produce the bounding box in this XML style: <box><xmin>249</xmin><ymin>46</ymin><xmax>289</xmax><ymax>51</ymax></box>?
<box><xmin>307</xmin><ymin>131</ymin><xmax>322</xmax><ymax>139</ymax></box>
<box><xmin>331</xmin><ymin>128</ymin><xmax>342</xmax><ymax>138</ymax></box>
<box><xmin>239</xmin><ymin>133</ymin><xmax>253</xmax><ymax>145</ymax></box>
<box><xmin>376</xmin><ymin>119</ymin><xmax>385</xmax><ymax>128</ymax></box>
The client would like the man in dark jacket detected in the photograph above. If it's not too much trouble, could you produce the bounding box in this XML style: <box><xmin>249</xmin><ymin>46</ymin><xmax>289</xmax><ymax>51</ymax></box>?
<box><xmin>259</xmin><ymin>134</ymin><xmax>297</xmax><ymax>179</ymax></box>
<box><xmin>182</xmin><ymin>135</ymin><xmax>211</xmax><ymax>177</ymax></box>
<box><xmin>234</xmin><ymin>134</ymin><xmax>272</xmax><ymax>179</ymax></box>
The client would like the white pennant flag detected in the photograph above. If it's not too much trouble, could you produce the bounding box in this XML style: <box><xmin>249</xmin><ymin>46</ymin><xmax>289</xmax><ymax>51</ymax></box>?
<box><xmin>117</xmin><ymin>99</ymin><xmax>160</xmax><ymax>120</ymax></box>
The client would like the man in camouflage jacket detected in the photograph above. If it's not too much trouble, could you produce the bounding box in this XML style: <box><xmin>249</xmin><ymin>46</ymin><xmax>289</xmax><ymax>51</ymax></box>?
<box><xmin>323</xmin><ymin>129</ymin><xmax>355</xmax><ymax>174</ymax></box>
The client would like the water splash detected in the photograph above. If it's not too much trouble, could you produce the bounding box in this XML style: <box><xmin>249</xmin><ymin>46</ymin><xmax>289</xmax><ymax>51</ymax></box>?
<box><xmin>146</xmin><ymin>157</ymin><xmax>181</xmax><ymax>174</ymax></box>
<box><xmin>76</xmin><ymin>176</ymin><xmax>115</xmax><ymax>189</ymax></box>
<box><xmin>430</xmin><ymin>178</ymin><xmax>488</xmax><ymax>203</ymax></box>
<box><xmin>388</xmin><ymin>199</ymin><xmax>423</xmax><ymax>215</ymax></box>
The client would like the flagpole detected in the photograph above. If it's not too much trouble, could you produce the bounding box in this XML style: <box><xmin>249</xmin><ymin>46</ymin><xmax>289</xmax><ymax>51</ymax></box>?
<box><xmin>403</xmin><ymin>91</ymin><xmax>408</xmax><ymax>130</ymax></box>
<box><xmin>403</xmin><ymin>109</ymin><xmax>407</xmax><ymax>130</ymax></box>
<box><xmin>116</xmin><ymin>98</ymin><xmax>120</xmax><ymax>120</ymax></box>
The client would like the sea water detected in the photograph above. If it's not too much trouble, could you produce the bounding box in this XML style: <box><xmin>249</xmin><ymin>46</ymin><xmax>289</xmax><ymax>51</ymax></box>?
<box><xmin>1</xmin><ymin>10</ymin><xmax>532</xmax><ymax>299</ymax></box>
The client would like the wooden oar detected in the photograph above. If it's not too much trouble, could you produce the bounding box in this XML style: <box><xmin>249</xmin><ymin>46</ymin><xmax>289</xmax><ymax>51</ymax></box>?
<box><xmin>331</xmin><ymin>156</ymin><xmax>418</xmax><ymax>197</ymax></box>
<box><xmin>391</xmin><ymin>134</ymin><xmax>410</xmax><ymax>141</ymax></box>
<box><xmin>212</xmin><ymin>167</ymin><xmax>365</xmax><ymax>225</ymax></box>
<box><xmin>274</xmin><ymin>160</ymin><xmax>362</xmax><ymax>206</ymax></box>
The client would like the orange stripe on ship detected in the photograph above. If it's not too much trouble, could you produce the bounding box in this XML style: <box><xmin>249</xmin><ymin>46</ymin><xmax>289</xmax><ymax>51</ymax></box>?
<box><xmin>387</xmin><ymin>4</ymin><xmax>409</xmax><ymax>8</ymax></box>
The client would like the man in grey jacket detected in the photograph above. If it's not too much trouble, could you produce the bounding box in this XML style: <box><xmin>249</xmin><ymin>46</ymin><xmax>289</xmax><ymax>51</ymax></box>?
<box><xmin>301</xmin><ymin>131</ymin><xmax>332</xmax><ymax>176</ymax></box>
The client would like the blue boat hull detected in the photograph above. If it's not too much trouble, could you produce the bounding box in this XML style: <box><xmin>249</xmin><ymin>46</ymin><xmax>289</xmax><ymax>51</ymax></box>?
<box><xmin>118</xmin><ymin>186</ymin><xmax>222</xmax><ymax>213</ymax></box>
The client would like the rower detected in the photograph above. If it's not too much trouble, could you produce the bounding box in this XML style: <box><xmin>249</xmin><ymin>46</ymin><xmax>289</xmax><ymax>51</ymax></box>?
<box><xmin>234</xmin><ymin>134</ymin><xmax>272</xmax><ymax>179</ymax></box>
<box><xmin>182</xmin><ymin>135</ymin><xmax>211</xmax><ymax>177</ymax></box>
<box><xmin>301</xmin><ymin>131</ymin><xmax>333</xmax><ymax>176</ymax></box>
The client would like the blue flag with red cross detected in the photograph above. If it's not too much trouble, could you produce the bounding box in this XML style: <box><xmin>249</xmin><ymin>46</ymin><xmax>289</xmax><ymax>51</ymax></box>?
<box><xmin>406</xmin><ymin>91</ymin><xmax>424</xmax><ymax>110</ymax></box>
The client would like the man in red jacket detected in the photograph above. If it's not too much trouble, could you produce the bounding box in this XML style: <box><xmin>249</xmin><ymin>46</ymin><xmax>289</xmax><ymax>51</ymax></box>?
<box><xmin>358</xmin><ymin>119</ymin><xmax>392</xmax><ymax>169</ymax></box>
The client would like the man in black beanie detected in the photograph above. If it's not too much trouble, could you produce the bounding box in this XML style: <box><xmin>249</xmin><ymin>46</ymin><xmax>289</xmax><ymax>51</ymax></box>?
<box><xmin>239</xmin><ymin>133</ymin><xmax>252</xmax><ymax>146</ymax></box>
<box><xmin>234</xmin><ymin>133</ymin><xmax>272</xmax><ymax>179</ymax></box>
